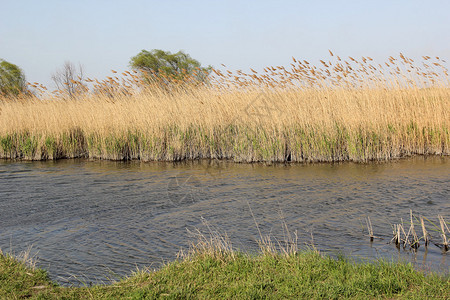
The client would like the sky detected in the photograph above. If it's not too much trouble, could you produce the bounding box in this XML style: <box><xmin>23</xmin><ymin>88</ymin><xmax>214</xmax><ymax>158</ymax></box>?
<box><xmin>1</xmin><ymin>0</ymin><xmax>450</xmax><ymax>89</ymax></box>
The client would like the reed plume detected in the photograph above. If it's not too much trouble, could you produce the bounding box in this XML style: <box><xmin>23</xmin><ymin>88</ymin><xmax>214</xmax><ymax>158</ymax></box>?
<box><xmin>0</xmin><ymin>53</ymin><xmax>448</xmax><ymax>162</ymax></box>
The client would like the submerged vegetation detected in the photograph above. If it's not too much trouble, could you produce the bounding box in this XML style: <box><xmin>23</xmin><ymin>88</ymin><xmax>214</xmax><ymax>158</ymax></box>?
<box><xmin>0</xmin><ymin>53</ymin><xmax>448</xmax><ymax>162</ymax></box>
<box><xmin>1</xmin><ymin>230</ymin><xmax>449</xmax><ymax>299</ymax></box>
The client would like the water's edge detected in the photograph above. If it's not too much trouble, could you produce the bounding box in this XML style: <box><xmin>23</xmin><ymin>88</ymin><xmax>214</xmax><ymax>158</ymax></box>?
<box><xmin>1</xmin><ymin>156</ymin><xmax>448</xmax><ymax>285</ymax></box>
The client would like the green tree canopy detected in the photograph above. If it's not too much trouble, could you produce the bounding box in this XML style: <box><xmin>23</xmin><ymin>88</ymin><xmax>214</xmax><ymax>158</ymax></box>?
<box><xmin>0</xmin><ymin>59</ymin><xmax>27</xmax><ymax>97</ymax></box>
<box><xmin>129</xmin><ymin>49</ymin><xmax>211</xmax><ymax>84</ymax></box>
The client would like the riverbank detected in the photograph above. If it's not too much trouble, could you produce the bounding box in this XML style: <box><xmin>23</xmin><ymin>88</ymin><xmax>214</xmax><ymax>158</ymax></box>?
<box><xmin>1</xmin><ymin>54</ymin><xmax>448</xmax><ymax>163</ymax></box>
<box><xmin>0</xmin><ymin>122</ymin><xmax>448</xmax><ymax>163</ymax></box>
<box><xmin>1</xmin><ymin>246</ymin><xmax>449</xmax><ymax>299</ymax></box>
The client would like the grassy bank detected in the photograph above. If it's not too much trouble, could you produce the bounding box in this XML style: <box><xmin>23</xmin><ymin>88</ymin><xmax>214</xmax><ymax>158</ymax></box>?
<box><xmin>1</xmin><ymin>53</ymin><xmax>449</xmax><ymax>162</ymax></box>
<box><xmin>1</xmin><ymin>247</ymin><xmax>449</xmax><ymax>299</ymax></box>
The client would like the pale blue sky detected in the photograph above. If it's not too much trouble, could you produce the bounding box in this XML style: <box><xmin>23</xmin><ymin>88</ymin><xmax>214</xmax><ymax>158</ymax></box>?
<box><xmin>1</xmin><ymin>0</ymin><xmax>449</xmax><ymax>88</ymax></box>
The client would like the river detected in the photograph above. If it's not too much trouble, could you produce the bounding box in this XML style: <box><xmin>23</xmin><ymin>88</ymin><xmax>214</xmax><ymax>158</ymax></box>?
<box><xmin>0</xmin><ymin>157</ymin><xmax>448</xmax><ymax>285</ymax></box>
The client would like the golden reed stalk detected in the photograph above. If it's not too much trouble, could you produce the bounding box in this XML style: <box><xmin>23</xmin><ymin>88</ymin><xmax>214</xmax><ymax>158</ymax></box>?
<box><xmin>0</xmin><ymin>53</ymin><xmax>448</xmax><ymax>162</ymax></box>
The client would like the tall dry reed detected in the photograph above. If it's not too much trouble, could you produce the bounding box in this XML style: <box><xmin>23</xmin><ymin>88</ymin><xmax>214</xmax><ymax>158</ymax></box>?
<box><xmin>0</xmin><ymin>53</ymin><xmax>448</xmax><ymax>162</ymax></box>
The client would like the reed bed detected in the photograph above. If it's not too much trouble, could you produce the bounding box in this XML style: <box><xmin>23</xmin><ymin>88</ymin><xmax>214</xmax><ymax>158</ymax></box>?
<box><xmin>0</xmin><ymin>53</ymin><xmax>449</xmax><ymax>162</ymax></box>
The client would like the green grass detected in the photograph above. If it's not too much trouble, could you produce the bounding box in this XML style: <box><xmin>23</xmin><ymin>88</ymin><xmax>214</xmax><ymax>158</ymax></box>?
<box><xmin>1</xmin><ymin>248</ymin><xmax>448</xmax><ymax>299</ymax></box>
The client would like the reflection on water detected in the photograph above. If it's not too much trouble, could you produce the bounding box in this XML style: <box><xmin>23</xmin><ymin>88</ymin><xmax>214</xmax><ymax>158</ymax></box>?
<box><xmin>0</xmin><ymin>157</ymin><xmax>449</xmax><ymax>284</ymax></box>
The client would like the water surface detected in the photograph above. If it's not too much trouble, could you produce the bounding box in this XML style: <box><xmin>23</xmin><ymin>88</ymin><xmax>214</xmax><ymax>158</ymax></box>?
<box><xmin>0</xmin><ymin>157</ymin><xmax>448</xmax><ymax>284</ymax></box>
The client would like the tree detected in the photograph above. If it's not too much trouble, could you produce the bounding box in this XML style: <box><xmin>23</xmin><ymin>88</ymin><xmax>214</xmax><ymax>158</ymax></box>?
<box><xmin>0</xmin><ymin>59</ymin><xmax>27</xmax><ymax>97</ymax></box>
<box><xmin>51</xmin><ymin>61</ymin><xmax>86</xmax><ymax>98</ymax></box>
<box><xmin>129</xmin><ymin>49</ymin><xmax>211</xmax><ymax>85</ymax></box>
